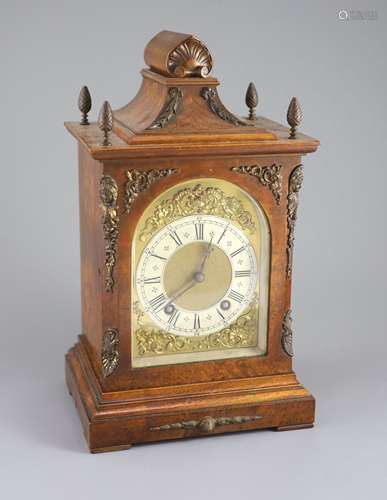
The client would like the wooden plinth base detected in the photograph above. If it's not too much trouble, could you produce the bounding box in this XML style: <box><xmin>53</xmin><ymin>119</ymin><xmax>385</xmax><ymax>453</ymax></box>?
<box><xmin>65</xmin><ymin>340</ymin><xmax>315</xmax><ymax>453</ymax></box>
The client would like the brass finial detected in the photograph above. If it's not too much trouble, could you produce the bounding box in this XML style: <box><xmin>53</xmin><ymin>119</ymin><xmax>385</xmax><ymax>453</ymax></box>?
<box><xmin>98</xmin><ymin>101</ymin><xmax>113</xmax><ymax>146</ymax></box>
<box><xmin>245</xmin><ymin>82</ymin><xmax>258</xmax><ymax>120</ymax></box>
<box><xmin>78</xmin><ymin>86</ymin><xmax>92</xmax><ymax>125</ymax></box>
<box><xmin>287</xmin><ymin>97</ymin><xmax>303</xmax><ymax>139</ymax></box>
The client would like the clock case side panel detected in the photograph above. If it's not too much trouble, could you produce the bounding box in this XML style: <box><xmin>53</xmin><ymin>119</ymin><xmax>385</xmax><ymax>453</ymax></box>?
<box><xmin>76</xmin><ymin>145</ymin><xmax>106</xmax><ymax>379</ymax></box>
<box><xmin>99</xmin><ymin>155</ymin><xmax>301</xmax><ymax>392</ymax></box>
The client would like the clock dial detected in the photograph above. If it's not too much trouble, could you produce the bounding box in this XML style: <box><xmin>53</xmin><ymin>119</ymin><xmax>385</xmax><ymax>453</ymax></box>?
<box><xmin>136</xmin><ymin>215</ymin><xmax>258</xmax><ymax>336</ymax></box>
<box><xmin>131</xmin><ymin>178</ymin><xmax>270</xmax><ymax>368</ymax></box>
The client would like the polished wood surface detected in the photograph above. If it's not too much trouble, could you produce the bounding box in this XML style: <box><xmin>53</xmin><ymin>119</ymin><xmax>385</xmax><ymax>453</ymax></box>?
<box><xmin>65</xmin><ymin>32</ymin><xmax>319</xmax><ymax>452</ymax></box>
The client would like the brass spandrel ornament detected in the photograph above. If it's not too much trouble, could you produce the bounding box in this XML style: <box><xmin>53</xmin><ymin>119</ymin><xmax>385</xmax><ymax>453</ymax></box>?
<box><xmin>65</xmin><ymin>30</ymin><xmax>320</xmax><ymax>452</ymax></box>
<box><xmin>138</xmin><ymin>182</ymin><xmax>257</xmax><ymax>243</ymax></box>
<box><xmin>124</xmin><ymin>168</ymin><xmax>177</xmax><ymax>213</ymax></box>
<box><xmin>231</xmin><ymin>164</ymin><xmax>283</xmax><ymax>205</ymax></box>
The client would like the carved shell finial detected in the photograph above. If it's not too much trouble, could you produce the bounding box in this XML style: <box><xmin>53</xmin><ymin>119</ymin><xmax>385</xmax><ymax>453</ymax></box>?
<box><xmin>287</xmin><ymin>97</ymin><xmax>303</xmax><ymax>139</ymax></box>
<box><xmin>98</xmin><ymin>101</ymin><xmax>113</xmax><ymax>146</ymax></box>
<box><xmin>168</xmin><ymin>37</ymin><xmax>212</xmax><ymax>77</ymax></box>
<box><xmin>78</xmin><ymin>86</ymin><xmax>91</xmax><ymax>125</ymax></box>
<box><xmin>245</xmin><ymin>82</ymin><xmax>258</xmax><ymax>120</ymax></box>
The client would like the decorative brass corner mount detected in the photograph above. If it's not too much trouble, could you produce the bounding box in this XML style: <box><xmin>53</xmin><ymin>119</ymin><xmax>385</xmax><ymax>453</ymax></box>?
<box><xmin>231</xmin><ymin>164</ymin><xmax>282</xmax><ymax>205</ymax></box>
<box><xmin>100</xmin><ymin>175</ymin><xmax>119</xmax><ymax>292</ymax></box>
<box><xmin>124</xmin><ymin>168</ymin><xmax>177</xmax><ymax>213</ymax></box>
<box><xmin>102</xmin><ymin>328</ymin><xmax>119</xmax><ymax>377</ymax></box>
<box><xmin>150</xmin><ymin>415</ymin><xmax>262</xmax><ymax>432</ymax></box>
<box><xmin>201</xmin><ymin>87</ymin><xmax>249</xmax><ymax>127</ymax></box>
<box><xmin>286</xmin><ymin>165</ymin><xmax>304</xmax><ymax>277</ymax></box>
<box><xmin>281</xmin><ymin>310</ymin><xmax>294</xmax><ymax>357</ymax></box>
<box><xmin>148</xmin><ymin>88</ymin><xmax>182</xmax><ymax>129</ymax></box>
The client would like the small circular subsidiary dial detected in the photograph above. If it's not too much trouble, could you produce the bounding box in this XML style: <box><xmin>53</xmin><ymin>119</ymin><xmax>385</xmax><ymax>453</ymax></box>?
<box><xmin>136</xmin><ymin>215</ymin><xmax>258</xmax><ymax>336</ymax></box>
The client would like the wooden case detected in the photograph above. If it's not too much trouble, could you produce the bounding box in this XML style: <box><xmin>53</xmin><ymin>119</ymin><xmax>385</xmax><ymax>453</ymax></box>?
<box><xmin>65</xmin><ymin>31</ymin><xmax>319</xmax><ymax>452</ymax></box>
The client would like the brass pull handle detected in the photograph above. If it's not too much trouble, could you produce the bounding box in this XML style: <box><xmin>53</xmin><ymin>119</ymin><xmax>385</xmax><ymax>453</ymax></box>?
<box><xmin>150</xmin><ymin>414</ymin><xmax>262</xmax><ymax>432</ymax></box>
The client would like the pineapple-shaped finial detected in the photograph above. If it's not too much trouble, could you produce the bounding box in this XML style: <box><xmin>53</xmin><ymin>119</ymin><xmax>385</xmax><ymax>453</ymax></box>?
<box><xmin>287</xmin><ymin>97</ymin><xmax>303</xmax><ymax>139</ymax></box>
<box><xmin>78</xmin><ymin>86</ymin><xmax>92</xmax><ymax>125</ymax></box>
<box><xmin>98</xmin><ymin>101</ymin><xmax>113</xmax><ymax>146</ymax></box>
<box><xmin>245</xmin><ymin>82</ymin><xmax>258</xmax><ymax>120</ymax></box>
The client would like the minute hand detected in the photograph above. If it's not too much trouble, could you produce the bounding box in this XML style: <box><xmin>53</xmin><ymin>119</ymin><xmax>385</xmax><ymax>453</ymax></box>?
<box><xmin>198</xmin><ymin>237</ymin><xmax>214</xmax><ymax>273</ymax></box>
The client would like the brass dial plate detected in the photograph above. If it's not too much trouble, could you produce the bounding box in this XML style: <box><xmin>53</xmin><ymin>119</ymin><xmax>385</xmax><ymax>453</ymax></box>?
<box><xmin>131</xmin><ymin>178</ymin><xmax>270</xmax><ymax>367</ymax></box>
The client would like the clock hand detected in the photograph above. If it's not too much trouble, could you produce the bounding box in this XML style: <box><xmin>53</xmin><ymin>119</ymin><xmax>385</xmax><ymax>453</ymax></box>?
<box><xmin>164</xmin><ymin>259</ymin><xmax>208</xmax><ymax>311</ymax></box>
<box><xmin>198</xmin><ymin>236</ymin><xmax>214</xmax><ymax>274</ymax></box>
<box><xmin>166</xmin><ymin>279</ymin><xmax>197</xmax><ymax>307</ymax></box>
<box><xmin>164</xmin><ymin>241</ymin><xmax>213</xmax><ymax>312</ymax></box>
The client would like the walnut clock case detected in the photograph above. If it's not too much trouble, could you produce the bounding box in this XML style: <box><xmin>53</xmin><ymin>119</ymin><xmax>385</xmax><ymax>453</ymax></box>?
<box><xmin>65</xmin><ymin>31</ymin><xmax>320</xmax><ymax>453</ymax></box>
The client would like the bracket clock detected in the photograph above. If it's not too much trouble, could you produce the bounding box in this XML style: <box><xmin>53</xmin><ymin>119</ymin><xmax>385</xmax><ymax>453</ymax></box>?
<box><xmin>65</xmin><ymin>31</ymin><xmax>320</xmax><ymax>452</ymax></box>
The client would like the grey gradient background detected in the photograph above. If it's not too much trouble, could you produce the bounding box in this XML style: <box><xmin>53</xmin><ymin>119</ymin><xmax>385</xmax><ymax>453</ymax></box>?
<box><xmin>1</xmin><ymin>1</ymin><xmax>386</xmax><ymax>499</ymax></box>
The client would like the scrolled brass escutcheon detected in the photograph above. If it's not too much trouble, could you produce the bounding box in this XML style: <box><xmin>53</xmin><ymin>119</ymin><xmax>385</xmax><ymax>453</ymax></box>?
<box><xmin>149</xmin><ymin>414</ymin><xmax>262</xmax><ymax>432</ymax></box>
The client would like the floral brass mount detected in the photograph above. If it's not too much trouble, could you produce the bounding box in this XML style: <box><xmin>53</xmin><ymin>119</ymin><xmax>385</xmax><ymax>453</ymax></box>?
<box><xmin>231</xmin><ymin>164</ymin><xmax>283</xmax><ymax>205</ymax></box>
<box><xmin>147</xmin><ymin>88</ymin><xmax>182</xmax><ymax>129</ymax></box>
<box><xmin>139</xmin><ymin>183</ymin><xmax>256</xmax><ymax>243</ymax></box>
<box><xmin>201</xmin><ymin>87</ymin><xmax>249</xmax><ymax>127</ymax></box>
<box><xmin>287</xmin><ymin>165</ymin><xmax>304</xmax><ymax>277</ymax></box>
<box><xmin>100</xmin><ymin>175</ymin><xmax>119</xmax><ymax>292</ymax></box>
<box><xmin>124</xmin><ymin>168</ymin><xmax>177</xmax><ymax>213</ymax></box>
<box><xmin>134</xmin><ymin>296</ymin><xmax>258</xmax><ymax>356</ymax></box>
<box><xmin>281</xmin><ymin>310</ymin><xmax>293</xmax><ymax>357</ymax></box>
<box><xmin>102</xmin><ymin>328</ymin><xmax>119</xmax><ymax>377</ymax></box>
<box><xmin>150</xmin><ymin>415</ymin><xmax>262</xmax><ymax>432</ymax></box>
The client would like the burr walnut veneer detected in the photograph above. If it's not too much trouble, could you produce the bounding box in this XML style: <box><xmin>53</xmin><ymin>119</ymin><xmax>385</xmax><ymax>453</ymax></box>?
<box><xmin>65</xmin><ymin>31</ymin><xmax>319</xmax><ymax>452</ymax></box>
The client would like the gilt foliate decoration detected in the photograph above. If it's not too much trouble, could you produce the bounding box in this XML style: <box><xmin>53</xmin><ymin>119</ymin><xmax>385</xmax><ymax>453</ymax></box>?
<box><xmin>148</xmin><ymin>87</ymin><xmax>182</xmax><ymax>129</ymax></box>
<box><xmin>100</xmin><ymin>175</ymin><xmax>119</xmax><ymax>292</ymax></box>
<box><xmin>134</xmin><ymin>296</ymin><xmax>258</xmax><ymax>356</ymax></box>
<box><xmin>139</xmin><ymin>183</ymin><xmax>256</xmax><ymax>242</ymax></box>
<box><xmin>102</xmin><ymin>328</ymin><xmax>119</xmax><ymax>377</ymax></box>
<box><xmin>201</xmin><ymin>87</ymin><xmax>249</xmax><ymax>127</ymax></box>
<box><xmin>150</xmin><ymin>415</ymin><xmax>262</xmax><ymax>432</ymax></box>
<box><xmin>124</xmin><ymin>169</ymin><xmax>177</xmax><ymax>214</ymax></box>
<box><xmin>281</xmin><ymin>310</ymin><xmax>293</xmax><ymax>357</ymax></box>
<box><xmin>231</xmin><ymin>164</ymin><xmax>283</xmax><ymax>205</ymax></box>
<box><xmin>287</xmin><ymin>165</ymin><xmax>304</xmax><ymax>277</ymax></box>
